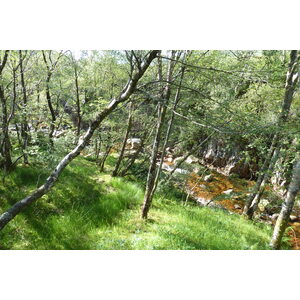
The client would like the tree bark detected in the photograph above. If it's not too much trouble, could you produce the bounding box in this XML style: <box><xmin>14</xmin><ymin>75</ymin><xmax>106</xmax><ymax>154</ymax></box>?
<box><xmin>270</xmin><ymin>155</ymin><xmax>300</xmax><ymax>249</ymax></box>
<box><xmin>141</xmin><ymin>52</ymin><xmax>175</xmax><ymax>219</ymax></box>
<box><xmin>119</xmin><ymin>129</ymin><xmax>149</xmax><ymax>177</ymax></box>
<box><xmin>151</xmin><ymin>62</ymin><xmax>186</xmax><ymax>193</ymax></box>
<box><xmin>0</xmin><ymin>51</ymin><xmax>12</xmax><ymax>172</ymax></box>
<box><xmin>243</xmin><ymin>50</ymin><xmax>299</xmax><ymax>219</ymax></box>
<box><xmin>0</xmin><ymin>50</ymin><xmax>158</xmax><ymax>231</ymax></box>
<box><xmin>112</xmin><ymin>102</ymin><xmax>133</xmax><ymax>177</ymax></box>
<box><xmin>70</xmin><ymin>53</ymin><xmax>82</xmax><ymax>137</ymax></box>
<box><xmin>19</xmin><ymin>50</ymin><xmax>30</xmax><ymax>164</ymax></box>
<box><xmin>42</xmin><ymin>51</ymin><xmax>62</xmax><ymax>142</ymax></box>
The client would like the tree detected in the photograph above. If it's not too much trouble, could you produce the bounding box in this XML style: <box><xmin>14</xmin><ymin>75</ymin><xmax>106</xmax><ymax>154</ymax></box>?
<box><xmin>243</xmin><ymin>50</ymin><xmax>300</xmax><ymax>219</ymax></box>
<box><xmin>112</xmin><ymin>101</ymin><xmax>133</xmax><ymax>177</ymax></box>
<box><xmin>0</xmin><ymin>50</ymin><xmax>12</xmax><ymax>172</ymax></box>
<box><xmin>141</xmin><ymin>51</ymin><xmax>175</xmax><ymax>219</ymax></box>
<box><xmin>19</xmin><ymin>50</ymin><xmax>30</xmax><ymax>164</ymax></box>
<box><xmin>270</xmin><ymin>152</ymin><xmax>300</xmax><ymax>249</ymax></box>
<box><xmin>0</xmin><ymin>50</ymin><xmax>158</xmax><ymax>231</ymax></box>
<box><xmin>42</xmin><ymin>50</ymin><xmax>63</xmax><ymax>143</ymax></box>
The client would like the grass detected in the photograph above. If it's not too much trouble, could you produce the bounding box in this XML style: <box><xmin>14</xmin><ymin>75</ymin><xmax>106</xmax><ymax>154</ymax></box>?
<box><xmin>0</xmin><ymin>156</ymin><xmax>289</xmax><ymax>250</ymax></box>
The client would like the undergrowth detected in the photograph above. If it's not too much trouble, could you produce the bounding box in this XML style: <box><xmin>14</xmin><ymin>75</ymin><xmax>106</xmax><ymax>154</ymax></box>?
<box><xmin>0</xmin><ymin>156</ymin><xmax>290</xmax><ymax>250</ymax></box>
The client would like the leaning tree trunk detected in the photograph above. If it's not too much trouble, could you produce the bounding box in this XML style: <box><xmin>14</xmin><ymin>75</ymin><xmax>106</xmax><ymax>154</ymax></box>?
<box><xmin>270</xmin><ymin>154</ymin><xmax>300</xmax><ymax>249</ymax></box>
<box><xmin>243</xmin><ymin>50</ymin><xmax>299</xmax><ymax>219</ymax></box>
<box><xmin>112</xmin><ymin>102</ymin><xmax>133</xmax><ymax>177</ymax></box>
<box><xmin>119</xmin><ymin>128</ymin><xmax>150</xmax><ymax>177</ymax></box>
<box><xmin>151</xmin><ymin>63</ymin><xmax>185</xmax><ymax>194</ymax></box>
<box><xmin>141</xmin><ymin>103</ymin><xmax>167</xmax><ymax>219</ymax></box>
<box><xmin>141</xmin><ymin>52</ymin><xmax>175</xmax><ymax>219</ymax></box>
<box><xmin>243</xmin><ymin>136</ymin><xmax>280</xmax><ymax>218</ymax></box>
<box><xmin>0</xmin><ymin>50</ymin><xmax>158</xmax><ymax>231</ymax></box>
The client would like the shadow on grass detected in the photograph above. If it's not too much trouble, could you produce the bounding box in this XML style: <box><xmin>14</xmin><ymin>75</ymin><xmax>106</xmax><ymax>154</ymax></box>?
<box><xmin>0</xmin><ymin>159</ymin><xmax>142</xmax><ymax>249</ymax></box>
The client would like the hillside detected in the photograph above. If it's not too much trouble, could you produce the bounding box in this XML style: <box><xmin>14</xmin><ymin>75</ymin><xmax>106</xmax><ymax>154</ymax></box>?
<box><xmin>0</xmin><ymin>157</ymin><xmax>289</xmax><ymax>250</ymax></box>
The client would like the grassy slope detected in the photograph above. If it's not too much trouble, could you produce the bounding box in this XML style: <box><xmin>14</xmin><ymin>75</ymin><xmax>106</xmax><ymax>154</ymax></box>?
<box><xmin>0</xmin><ymin>157</ymin><xmax>289</xmax><ymax>250</ymax></box>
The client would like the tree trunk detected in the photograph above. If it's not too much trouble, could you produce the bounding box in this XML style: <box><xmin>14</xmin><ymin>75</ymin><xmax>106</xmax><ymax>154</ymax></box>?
<box><xmin>73</xmin><ymin>57</ymin><xmax>81</xmax><ymax>137</ymax></box>
<box><xmin>141</xmin><ymin>52</ymin><xmax>175</xmax><ymax>219</ymax></box>
<box><xmin>42</xmin><ymin>51</ymin><xmax>62</xmax><ymax>143</ymax></box>
<box><xmin>119</xmin><ymin>129</ymin><xmax>149</xmax><ymax>177</ymax></box>
<box><xmin>0</xmin><ymin>87</ymin><xmax>12</xmax><ymax>172</ymax></box>
<box><xmin>0</xmin><ymin>50</ymin><xmax>158</xmax><ymax>231</ymax></box>
<box><xmin>98</xmin><ymin>143</ymin><xmax>113</xmax><ymax>172</ymax></box>
<box><xmin>151</xmin><ymin>62</ymin><xmax>186</xmax><ymax>193</ymax></box>
<box><xmin>19</xmin><ymin>50</ymin><xmax>30</xmax><ymax>164</ymax></box>
<box><xmin>270</xmin><ymin>155</ymin><xmax>300</xmax><ymax>249</ymax></box>
<box><xmin>45</xmin><ymin>72</ymin><xmax>56</xmax><ymax>141</ymax></box>
<box><xmin>244</xmin><ymin>146</ymin><xmax>281</xmax><ymax>219</ymax></box>
<box><xmin>243</xmin><ymin>50</ymin><xmax>299</xmax><ymax>219</ymax></box>
<box><xmin>0</xmin><ymin>51</ymin><xmax>12</xmax><ymax>172</ymax></box>
<box><xmin>112</xmin><ymin>102</ymin><xmax>133</xmax><ymax>177</ymax></box>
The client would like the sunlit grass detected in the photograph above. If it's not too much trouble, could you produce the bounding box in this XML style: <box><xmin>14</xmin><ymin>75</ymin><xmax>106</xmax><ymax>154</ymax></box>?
<box><xmin>0</xmin><ymin>156</ymin><xmax>289</xmax><ymax>250</ymax></box>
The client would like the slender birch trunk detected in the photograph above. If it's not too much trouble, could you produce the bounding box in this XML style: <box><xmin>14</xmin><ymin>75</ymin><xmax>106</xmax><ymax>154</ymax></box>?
<box><xmin>19</xmin><ymin>50</ymin><xmax>30</xmax><ymax>164</ymax></box>
<box><xmin>112</xmin><ymin>102</ymin><xmax>133</xmax><ymax>177</ymax></box>
<box><xmin>243</xmin><ymin>50</ymin><xmax>299</xmax><ymax>219</ymax></box>
<box><xmin>0</xmin><ymin>51</ymin><xmax>12</xmax><ymax>172</ymax></box>
<box><xmin>42</xmin><ymin>51</ymin><xmax>62</xmax><ymax>143</ymax></box>
<box><xmin>141</xmin><ymin>52</ymin><xmax>175</xmax><ymax>219</ymax></box>
<box><xmin>270</xmin><ymin>155</ymin><xmax>300</xmax><ymax>249</ymax></box>
<box><xmin>151</xmin><ymin>62</ymin><xmax>186</xmax><ymax>194</ymax></box>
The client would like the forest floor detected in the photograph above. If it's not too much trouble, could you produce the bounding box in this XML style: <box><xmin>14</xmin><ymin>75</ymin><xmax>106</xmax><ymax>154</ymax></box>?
<box><xmin>0</xmin><ymin>156</ymin><xmax>292</xmax><ymax>250</ymax></box>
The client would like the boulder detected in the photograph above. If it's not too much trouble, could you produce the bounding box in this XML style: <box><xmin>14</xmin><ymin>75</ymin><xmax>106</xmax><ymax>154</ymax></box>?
<box><xmin>290</xmin><ymin>215</ymin><xmax>298</xmax><ymax>222</ymax></box>
<box><xmin>126</xmin><ymin>138</ymin><xmax>141</xmax><ymax>149</ymax></box>
<box><xmin>160</xmin><ymin>163</ymin><xmax>174</xmax><ymax>172</ymax></box>
<box><xmin>258</xmin><ymin>199</ymin><xmax>270</xmax><ymax>212</ymax></box>
<box><xmin>204</xmin><ymin>174</ymin><xmax>213</xmax><ymax>182</ymax></box>
<box><xmin>174</xmin><ymin>156</ymin><xmax>184</xmax><ymax>164</ymax></box>
<box><xmin>223</xmin><ymin>189</ymin><xmax>233</xmax><ymax>195</ymax></box>
<box><xmin>175</xmin><ymin>168</ymin><xmax>188</xmax><ymax>174</ymax></box>
<box><xmin>166</xmin><ymin>147</ymin><xmax>174</xmax><ymax>154</ymax></box>
<box><xmin>186</xmin><ymin>155</ymin><xmax>199</xmax><ymax>164</ymax></box>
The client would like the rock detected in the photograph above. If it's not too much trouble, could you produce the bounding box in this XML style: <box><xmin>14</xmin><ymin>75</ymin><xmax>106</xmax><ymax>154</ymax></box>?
<box><xmin>290</xmin><ymin>215</ymin><xmax>298</xmax><ymax>222</ymax></box>
<box><xmin>193</xmin><ymin>167</ymin><xmax>200</xmax><ymax>173</ymax></box>
<box><xmin>161</xmin><ymin>163</ymin><xmax>174</xmax><ymax>172</ymax></box>
<box><xmin>174</xmin><ymin>168</ymin><xmax>188</xmax><ymax>174</ymax></box>
<box><xmin>126</xmin><ymin>138</ymin><xmax>141</xmax><ymax>149</ymax></box>
<box><xmin>186</xmin><ymin>156</ymin><xmax>198</xmax><ymax>164</ymax></box>
<box><xmin>258</xmin><ymin>199</ymin><xmax>270</xmax><ymax>212</ymax></box>
<box><xmin>166</xmin><ymin>157</ymin><xmax>173</xmax><ymax>162</ymax></box>
<box><xmin>166</xmin><ymin>147</ymin><xmax>174</xmax><ymax>154</ymax></box>
<box><xmin>234</xmin><ymin>204</ymin><xmax>241</xmax><ymax>209</ymax></box>
<box><xmin>223</xmin><ymin>189</ymin><xmax>233</xmax><ymax>195</ymax></box>
<box><xmin>271</xmin><ymin>213</ymin><xmax>279</xmax><ymax>221</ymax></box>
<box><xmin>199</xmin><ymin>184</ymin><xmax>207</xmax><ymax>189</ymax></box>
<box><xmin>204</xmin><ymin>174</ymin><xmax>213</xmax><ymax>182</ymax></box>
<box><xmin>174</xmin><ymin>156</ymin><xmax>184</xmax><ymax>164</ymax></box>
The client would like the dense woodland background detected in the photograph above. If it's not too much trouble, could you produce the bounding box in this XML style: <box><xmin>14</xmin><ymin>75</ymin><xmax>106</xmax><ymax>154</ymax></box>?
<box><xmin>0</xmin><ymin>50</ymin><xmax>299</xmax><ymax>250</ymax></box>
